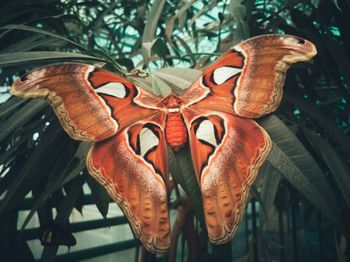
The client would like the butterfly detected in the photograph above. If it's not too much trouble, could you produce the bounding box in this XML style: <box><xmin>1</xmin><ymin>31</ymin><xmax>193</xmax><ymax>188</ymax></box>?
<box><xmin>11</xmin><ymin>34</ymin><xmax>316</xmax><ymax>253</ymax></box>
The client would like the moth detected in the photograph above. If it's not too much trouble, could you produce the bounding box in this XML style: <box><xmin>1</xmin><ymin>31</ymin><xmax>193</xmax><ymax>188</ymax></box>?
<box><xmin>11</xmin><ymin>34</ymin><xmax>316</xmax><ymax>253</ymax></box>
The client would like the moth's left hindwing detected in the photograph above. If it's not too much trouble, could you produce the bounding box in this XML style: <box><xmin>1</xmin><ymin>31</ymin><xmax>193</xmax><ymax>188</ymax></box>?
<box><xmin>11</xmin><ymin>63</ymin><xmax>171</xmax><ymax>253</ymax></box>
<box><xmin>87</xmin><ymin>112</ymin><xmax>170</xmax><ymax>253</ymax></box>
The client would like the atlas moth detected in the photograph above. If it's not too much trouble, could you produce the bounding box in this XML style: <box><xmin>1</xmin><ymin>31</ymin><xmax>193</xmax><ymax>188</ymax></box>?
<box><xmin>11</xmin><ymin>34</ymin><xmax>317</xmax><ymax>254</ymax></box>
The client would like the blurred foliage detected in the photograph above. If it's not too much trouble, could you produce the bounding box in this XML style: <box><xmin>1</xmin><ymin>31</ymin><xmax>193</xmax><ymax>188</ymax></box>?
<box><xmin>1</xmin><ymin>0</ymin><xmax>350</xmax><ymax>261</ymax></box>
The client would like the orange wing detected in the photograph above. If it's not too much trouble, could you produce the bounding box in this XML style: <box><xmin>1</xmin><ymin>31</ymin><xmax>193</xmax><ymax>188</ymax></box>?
<box><xmin>183</xmin><ymin>109</ymin><xmax>271</xmax><ymax>243</ymax></box>
<box><xmin>11</xmin><ymin>63</ymin><xmax>170</xmax><ymax>253</ymax></box>
<box><xmin>182</xmin><ymin>34</ymin><xmax>317</xmax><ymax>118</ymax></box>
<box><xmin>87</xmin><ymin>112</ymin><xmax>170</xmax><ymax>253</ymax></box>
<box><xmin>11</xmin><ymin>63</ymin><xmax>161</xmax><ymax>141</ymax></box>
<box><xmin>180</xmin><ymin>34</ymin><xmax>317</xmax><ymax>244</ymax></box>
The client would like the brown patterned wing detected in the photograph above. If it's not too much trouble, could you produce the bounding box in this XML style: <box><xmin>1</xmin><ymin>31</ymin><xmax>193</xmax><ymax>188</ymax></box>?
<box><xmin>11</xmin><ymin>63</ymin><xmax>169</xmax><ymax>253</ymax></box>
<box><xmin>11</xmin><ymin>63</ymin><xmax>161</xmax><ymax>141</ymax></box>
<box><xmin>183</xmin><ymin>109</ymin><xmax>271</xmax><ymax>244</ymax></box>
<box><xmin>87</xmin><ymin>112</ymin><xmax>171</xmax><ymax>253</ymax></box>
<box><xmin>182</xmin><ymin>34</ymin><xmax>317</xmax><ymax>118</ymax></box>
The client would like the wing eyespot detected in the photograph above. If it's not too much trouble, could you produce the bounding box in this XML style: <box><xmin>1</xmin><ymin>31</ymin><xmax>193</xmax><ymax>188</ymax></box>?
<box><xmin>195</xmin><ymin>118</ymin><xmax>218</xmax><ymax>147</ymax></box>
<box><xmin>95</xmin><ymin>82</ymin><xmax>128</xmax><ymax>98</ymax></box>
<box><xmin>193</xmin><ymin>116</ymin><xmax>225</xmax><ymax>147</ymax></box>
<box><xmin>211</xmin><ymin>66</ymin><xmax>242</xmax><ymax>85</ymax></box>
<box><xmin>127</xmin><ymin>123</ymin><xmax>164</xmax><ymax>178</ymax></box>
<box><xmin>139</xmin><ymin>125</ymin><xmax>160</xmax><ymax>158</ymax></box>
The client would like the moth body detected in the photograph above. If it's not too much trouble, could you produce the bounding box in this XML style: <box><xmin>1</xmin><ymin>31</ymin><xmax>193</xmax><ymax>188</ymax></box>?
<box><xmin>165</xmin><ymin>112</ymin><xmax>187</xmax><ymax>151</ymax></box>
<box><xmin>161</xmin><ymin>94</ymin><xmax>188</xmax><ymax>151</ymax></box>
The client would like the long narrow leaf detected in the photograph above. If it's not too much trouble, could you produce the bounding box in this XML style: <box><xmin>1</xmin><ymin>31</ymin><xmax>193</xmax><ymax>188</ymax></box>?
<box><xmin>173</xmin><ymin>146</ymin><xmax>204</xmax><ymax>226</ymax></box>
<box><xmin>165</xmin><ymin>0</ymin><xmax>197</xmax><ymax>40</ymax></box>
<box><xmin>259</xmin><ymin>115</ymin><xmax>342</xmax><ymax>222</ymax></box>
<box><xmin>0</xmin><ymin>24</ymin><xmax>87</xmax><ymax>51</ymax></box>
<box><xmin>0</xmin><ymin>51</ymin><xmax>105</xmax><ymax>67</ymax></box>
<box><xmin>142</xmin><ymin>0</ymin><xmax>166</xmax><ymax>43</ymax></box>
<box><xmin>0</xmin><ymin>99</ymin><xmax>47</xmax><ymax>143</ymax></box>
<box><xmin>302</xmin><ymin>128</ymin><xmax>350</xmax><ymax>209</ymax></box>
<box><xmin>141</xmin><ymin>0</ymin><xmax>166</xmax><ymax>63</ymax></box>
<box><xmin>267</xmin><ymin>144</ymin><xmax>342</xmax><ymax>224</ymax></box>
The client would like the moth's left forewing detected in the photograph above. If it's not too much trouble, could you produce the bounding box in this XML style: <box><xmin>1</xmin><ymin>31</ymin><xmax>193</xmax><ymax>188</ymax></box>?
<box><xmin>184</xmin><ymin>111</ymin><xmax>271</xmax><ymax>243</ymax></box>
<box><xmin>87</xmin><ymin>112</ymin><xmax>171</xmax><ymax>253</ymax></box>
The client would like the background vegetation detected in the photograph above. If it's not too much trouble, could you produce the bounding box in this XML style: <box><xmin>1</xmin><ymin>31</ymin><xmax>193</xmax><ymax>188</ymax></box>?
<box><xmin>0</xmin><ymin>0</ymin><xmax>350</xmax><ymax>261</ymax></box>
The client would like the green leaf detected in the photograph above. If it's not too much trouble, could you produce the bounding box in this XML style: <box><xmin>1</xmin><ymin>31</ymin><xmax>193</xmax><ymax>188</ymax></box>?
<box><xmin>142</xmin><ymin>0</ymin><xmax>166</xmax><ymax>43</ymax></box>
<box><xmin>165</xmin><ymin>0</ymin><xmax>197</xmax><ymax>39</ymax></box>
<box><xmin>257</xmin><ymin>162</ymin><xmax>281</xmax><ymax>221</ymax></box>
<box><xmin>86</xmin><ymin>173</ymin><xmax>111</xmax><ymax>218</ymax></box>
<box><xmin>173</xmin><ymin>146</ymin><xmax>205</xmax><ymax>226</ymax></box>
<box><xmin>0</xmin><ymin>120</ymin><xmax>64</xmax><ymax>215</ymax></box>
<box><xmin>142</xmin><ymin>38</ymin><xmax>169</xmax><ymax>66</ymax></box>
<box><xmin>0</xmin><ymin>24</ymin><xmax>87</xmax><ymax>51</ymax></box>
<box><xmin>87</xmin><ymin>49</ymin><xmax>125</xmax><ymax>74</ymax></box>
<box><xmin>0</xmin><ymin>51</ymin><xmax>106</xmax><ymax>67</ymax></box>
<box><xmin>189</xmin><ymin>1</ymin><xmax>217</xmax><ymax>28</ymax></box>
<box><xmin>115</xmin><ymin>58</ymin><xmax>134</xmax><ymax>71</ymax></box>
<box><xmin>253</xmin><ymin>161</ymin><xmax>281</xmax><ymax>223</ymax></box>
<box><xmin>90</xmin><ymin>2</ymin><xmax>119</xmax><ymax>33</ymax></box>
<box><xmin>0</xmin><ymin>99</ymin><xmax>47</xmax><ymax>144</ymax></box>
<box><xmin>302</xmin><ymin>128</ymin><xmax>350</xmax><ymax>209</ymax></box>
<box><xmin>267</xmin><ymin>144</ymin><xmax>334</xmax><ymax>216</ymax></box>
<box><xmin>331</xmin><ymin>0</ymin><xmax>341</xmax><ymax>11</ymax></box>
<box><xmin>41</xmin><ymin>175</ymin><xmax>84</xmax><ymax>261</ymax></box>
<box><xmin>311</xmin><ymin>0</ymin><xmax>321</xmax><ymax>8</ymax></box>
<box><xmin>335</xmin><ymin>234</ymin><xmax>347</xmax><ymax>262</ymax></box>
<box><xmin>141</xmin><ymin>0</ymin><xmax>166</xmax><ymax>63</ymax></box>
<box><xmin>321</xmin><ymin>35</ymin><xmax>350</xmax><ymax>84</ymax></box>
<box><xmin>259</xmin><ymin>115</ymin><xmax>346</xmax><ymax>233</ymax></box>
<box><xmin>151</xmin><ymin>38</ymin><xmax>169</xmax><ymax>60</ymax></box>
<box><xmin>174</xmin><ymin>35</ymin><xmax>195</xmax><ymax>65</ymax></box>
<box><xmin>1</xmin><ymin>34</ymin><xmax>61</xmax><ymax>53</ymax></box>
<box><xmin>167</xmin><ymin>148</ymin><xmax>189</xmax><ymax>193</ymax></box>
<box><xmin>212</xmin><ymin>241</ymin><xmax>232</xmax><ymax>261</ymax></box>
<box><xmin>128</xmin><ymin>67</ymin><xmax>201</xmax><ymax>96</ymax></box>
<box><xmin>153</xmin><ymin>67</ymin><xmax>201</xmax><ymax>94</ymax></box>
<box><xmin>19</xmin><ymin>138</ymin><xmax>84</xmax><ymax>230</ymax></box>
<box><xmin>0</xmin><ymin>96</ymin><xmax>26</xmax><ymax>119</ymax></box>
<box><xmin>250</xmin><ymin>185</ymin><xmax>268</xmax><ymax>221</ymax></box>
<box><xmin>229</xmin><ymin>0</ymin><xmax>250</xmax><ymax>43</ymax></box>
<box><xmin>285</xmin><ymin>95</ymin><xmax>350</xmax><ymax>157</ymax></box>
<box><xmin>14</xmin><ymin>127</ymin><xmax>82</xmax><ymax>230</ymax></box>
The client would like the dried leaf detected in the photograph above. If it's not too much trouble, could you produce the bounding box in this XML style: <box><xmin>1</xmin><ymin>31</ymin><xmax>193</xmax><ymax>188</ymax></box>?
<box><xmin>151</xmin><ymin>74</ymin><xmax>171</xmax><ymax>97</ymax></box>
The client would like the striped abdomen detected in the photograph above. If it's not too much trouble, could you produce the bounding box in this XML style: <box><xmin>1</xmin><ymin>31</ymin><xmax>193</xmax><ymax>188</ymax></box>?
<box><xmin>165</xmin><ymin>112</ymin><xmax>188</xmax><ymax>151</ymax></box>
